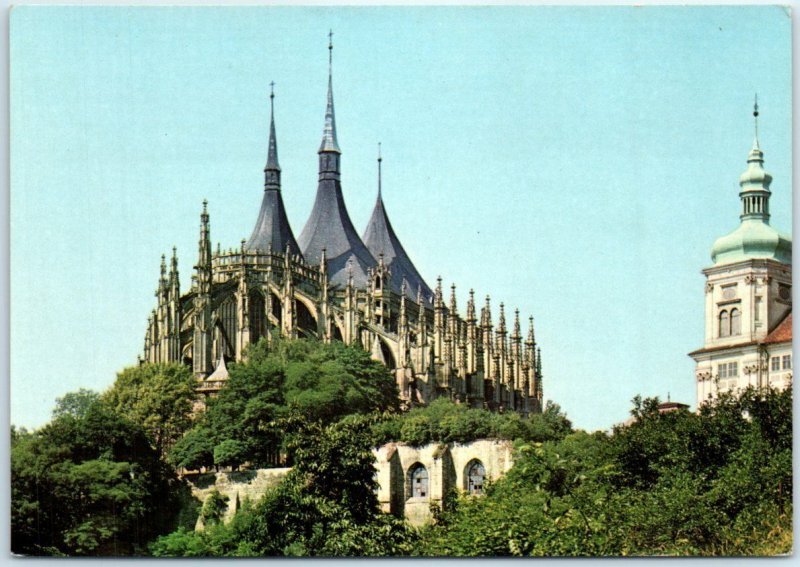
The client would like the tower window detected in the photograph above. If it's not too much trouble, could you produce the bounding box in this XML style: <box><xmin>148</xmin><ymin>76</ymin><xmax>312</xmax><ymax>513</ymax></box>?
<box><xmin>718</xmin><ymin>310</ymin><xmax>729</xmax><ymax>338</ymax></box>
<box><xmin>730</xmin><ymin>308</ymin><xmax>741</xmax><ymax>336</ymax></box>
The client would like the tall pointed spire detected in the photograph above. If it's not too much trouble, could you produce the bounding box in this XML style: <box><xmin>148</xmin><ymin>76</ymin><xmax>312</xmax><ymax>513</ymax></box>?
<box><xmin>299</xmin><ymin>32</ymin><xmax>377</xmax><ymax>287</ymax></box>
<box><xmin>246</xmin><ymin>84</ymin><xmax>302</xmax><ymax>257</ymax></box>
<box><xmin>362</xmin><ymin>145</ymin><xmax>433</xmax><ymax>301</ymax></box>
<box><xmin>265</xmin><ymin>81</ymin><xmax>281</xmax><ymax>181</ymax></box>
<box><xmin>319</xmin><ymin>29</ymin><xmax>341</xmax><ymax>154</ymax></box>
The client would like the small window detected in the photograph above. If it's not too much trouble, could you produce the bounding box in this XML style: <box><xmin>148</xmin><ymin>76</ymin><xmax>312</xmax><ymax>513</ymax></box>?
<box><xmin>730</xmin><ymin>309</ymin><xmax>741</xmax><ymax>336</ymax></box>
<box><xmin>728</xmin><ymin>362</ymin><xmax>738</xmax><ymax>377</ymax></box>
<box><xmin>467</xmin><ymin>461</ymin><xmax>486</xmax><ymax>495</ymax></box>
<box><xmin>783</xmin><ymin>355</ymin><xmax>791</xmax><ymax>370</ymax></box>
<box><xmin>409</xmin><ymin>464</ymin><xmax>428</xmax><ymax>498</ymax></box>
<box><xmin>719</xmin><ymin>310</ymin><xmax>729</xmax><ymax>338</ymax></box>
<box><xmin>772</xmin><ymin>357</ymin><xmax>781</xmax><ymax>372</ymax></box>
<box><xmin>719</xmin><ymin>363</ymin><xmax>728</xmax><ymax>379</ymax></box>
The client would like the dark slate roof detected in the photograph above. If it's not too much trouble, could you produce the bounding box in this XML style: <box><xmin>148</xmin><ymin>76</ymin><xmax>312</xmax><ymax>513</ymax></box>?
<box><xmin>245</xmin><ymin>188</ymin><xmax>302</xmax><ymax>256</ymax></box>
<box><xmin>362</xmin><ymin>194</ymin><xmax>433</xmax><ymax>301</ymax></box>
<box><xmin>298</xmin><ymin>179</ymin><xmax>376</xmax><ymax>288</ymax></box>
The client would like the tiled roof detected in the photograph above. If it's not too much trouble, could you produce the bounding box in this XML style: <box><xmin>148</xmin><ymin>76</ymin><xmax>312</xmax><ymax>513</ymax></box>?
<box><xmin>688</xmin><ymin>341</ymin><xmax>757</xmax><ymax>356</ymax></box>
<box><xmin>763</xmin><ymin>312</ymin><xmax>792</xmax><ymax>345</ymax></box>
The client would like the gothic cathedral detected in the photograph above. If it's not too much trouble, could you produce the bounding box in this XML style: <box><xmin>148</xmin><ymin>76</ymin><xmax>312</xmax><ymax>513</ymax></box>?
<box><xmin>141</xmin><ymin>39</ymin><xmax>543</xmax><ymax>415</ymax></box>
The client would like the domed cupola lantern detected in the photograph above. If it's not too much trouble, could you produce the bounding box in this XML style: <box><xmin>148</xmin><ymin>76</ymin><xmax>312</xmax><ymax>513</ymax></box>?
<box><xmin>711</xmin><ymin>97</ymin><xmax>791</xmax><ymax>266</ymax></box>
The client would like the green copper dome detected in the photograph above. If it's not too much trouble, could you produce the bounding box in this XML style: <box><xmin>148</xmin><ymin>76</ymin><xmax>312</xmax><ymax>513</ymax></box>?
<box><xmin>711</xmin><ymin>219</ymin><xmax>791</xmax><ymax>265</ymax></box>
<box><xmin>711</xmin><ymin>130</ymin><xmax>792</xmax><ymax>266</ymax></box>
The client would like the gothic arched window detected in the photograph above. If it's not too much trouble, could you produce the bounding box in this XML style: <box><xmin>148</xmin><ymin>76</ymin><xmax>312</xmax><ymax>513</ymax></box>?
<box><xmin>730</xmin><ymin>308</ymin><xmax>741</xmax><ymax>336</ymax></box>
<box><xmin>408</xmin><ymin>464</ymin><xmax>428</xmax><ymax>499</ymax></box>
<box><xmin>719</xmin><ymin>310</ymin><xmax>729</xmax><ymax>338</ymax></box>
<box><xmin>466</xmin><ymin>460</ymin><xmax>486</xmax><ymax>495</ymax></box>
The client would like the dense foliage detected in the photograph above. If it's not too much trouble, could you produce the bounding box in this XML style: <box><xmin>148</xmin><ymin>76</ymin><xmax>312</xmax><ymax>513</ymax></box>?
<box><xmin>416</xmin><ymin>387</ymin><xmax>792</xmax><ymax>556</ymax></box>
<box><xmin>151</xmin><ymin>414</ymin><xmax>416</xmax><ymax>557</ymax></box>
<box><xmin>11</xmin><ymin>399</ymin><xmax>188</xmax><ymax>556</ymax></box>
<box><xmin>168</xmin><ymin>337</ymin><xmax>399</xmax><ymax>470</ymax></box>
<box><xmin>12</xmin><ymin>333</ymin><xmax>792</xmax><ymax>557</ymax></box>
<box><xmin>370</xmin><ymin>397</ymin><xmax>572</xmax><ymax>446</ymax></box>
<box><xmin>103</xmin><ymin>363</ymin><xmax>197</xmax><ymax>457</ymax></box>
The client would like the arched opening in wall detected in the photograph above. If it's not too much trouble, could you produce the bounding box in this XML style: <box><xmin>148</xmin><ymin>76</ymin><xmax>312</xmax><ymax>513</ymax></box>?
<box><xmin>295</xmin><ymin>299</ymin><xmax>318</xmax><ymax>339</ymax></box>
<box><xmin>464</xmin><ymin>459</ymin><xmax>486</xmax><ymax>495</ymax></box>
<box><xmin>379</xmin><ymin>338</ymin><xmax>397</xmax><ymax>370</ymax></box>
<box><xmin>730</xmin><ymin>308</ymin><xmax>741</xmax><ymax>336</ymax></box>
<box><xmin>332</xmin><ymin>323</ymin><xmax>344</xmax><ymax>343</ymax></box>
<box><xmin>375</xmin><ymin>275</ymin><xmax>382</xmax><ymax>291</ymax></box>
<box><xmin>249</xmin><ymin>290</ymin><xmax>267</xmax><ymax>344</ymax></box>
<box><xmin>182</xmin><ymin>355</ymin><xmax>192</xmax><ymax>368</ymax></box>
<box><xmin>218</xmin><ymin>295</ymin><xmax>238</xmax><ymax>360</ymax></box>
<box><xmin>270</xmin><ymin>292</ymin><xmax>282</xmax><ymax>329</ymax></box>
<box><xmin>407</xmin><ymin>463</ymin><xmax>428</xmax><ymax>499</ymax></box>
<box><xmin>719</xmin><ymin>310</ymin><xmax>729</xmax><ymax>338</ymax></box>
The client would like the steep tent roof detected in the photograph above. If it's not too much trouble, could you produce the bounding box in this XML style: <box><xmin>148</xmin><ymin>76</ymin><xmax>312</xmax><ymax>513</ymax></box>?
<box><xmin>298</xmin><ymin>39</ymin><xmax>376</xmax><ymax>287</ymax></box>
<box><xmin>246</xmin><ymin>192</ymin><xmax>302</xmax><ymax>256</ymax></box>
<box><xmin>363</xmin><ymin>191</ymin><xmax>432</xmax><ymax>301</ymax></box>
<box><xmin>245</xmin><ymin>87</ymin><xmax>302</xmax><ymax>256</ymax></box>
<box><xmin>299</xmin><ymin>185</ymin><xmax>377</xmax><ymax>287</ymax></box>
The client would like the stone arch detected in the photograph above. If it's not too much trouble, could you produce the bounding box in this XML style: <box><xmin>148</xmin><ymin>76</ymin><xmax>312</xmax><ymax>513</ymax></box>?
<box><xmin>270</xmin><ymin>291</ymin><xmax>282</xmax><ymax>328</ymax></box>
<box><xmin>378</xmin><ymin>336</ymin><xmax>397</xmax><ymax>370</ymax></box>
<box><xmin>248</xmin><ymin>288</ymin><xmax>267</xmax><ymax>344</ymax></box>
<box><xmin>406</xmin><ymin>462</ymin><xmax>429</xmax><ymax>499</ymax></box>
<box><xmin>216</xmin><ymin>295</ymin><xmax>237</xmax><ymax>361</ymax></box>
<box><xmin>295</xmin><ymin>299</ymin><xmax>317</xmax><ymax>339</ymax></box>
<box><xmin>463</xmin><ymin>459</ymin><xmax>486</xmax><ymax>495</ymax></box>
<box><xmin>332</xmin><ymin>322</ymin><xmax>344</xmax><ymax>342</ymax></box>
<box><xmin>293</xmin><ymin>292</ymin><xmax>319</xmax><ymax>321</ymax></box>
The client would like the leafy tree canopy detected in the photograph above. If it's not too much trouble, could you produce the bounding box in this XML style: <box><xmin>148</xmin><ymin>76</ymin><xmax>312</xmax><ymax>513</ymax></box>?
<box><xmin>12</xmin><ymin>399</ymin><xmax>188</xmax><ymax>556</ymax></box>
<box><xmin>103</xmin><ymin>363</ymin><xmax>197</xmax><ymax>456</ymax></box>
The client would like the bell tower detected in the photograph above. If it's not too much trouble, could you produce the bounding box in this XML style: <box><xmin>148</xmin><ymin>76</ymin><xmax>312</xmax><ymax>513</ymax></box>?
<box><xmin>690</xmin><ymin>100</ymin><xmax>792</xmax><ymax>402</ymax></box>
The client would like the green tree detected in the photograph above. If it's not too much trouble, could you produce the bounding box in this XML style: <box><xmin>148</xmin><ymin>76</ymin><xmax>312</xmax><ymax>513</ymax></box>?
<box><xmin>11</xmin><ymin>401</ymin><xmax>186</xmax><ymax>556</ymax></box>
<box><xmin>52</xmin><ymin>388</ymin><xmax>101</xmax><ymax>419</ymax></box>
<box><xmin>103</xmin><ymin>363</ymin><xmax>197</xmax><ymax>456</ymax></box>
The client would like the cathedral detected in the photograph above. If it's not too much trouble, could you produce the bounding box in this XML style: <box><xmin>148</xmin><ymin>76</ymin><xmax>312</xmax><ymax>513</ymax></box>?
<box><xmin>141</xmin><ymin>38</ymin><xmax>543</xmax><ymax>415</ymax></box>
<box><xmin>689</xmin><ymin>101</ymin><xmax>792</xmax><ymax>403</ymax></box>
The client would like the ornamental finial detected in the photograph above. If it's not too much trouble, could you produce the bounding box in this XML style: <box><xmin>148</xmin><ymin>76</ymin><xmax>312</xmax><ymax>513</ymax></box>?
<box><xmin>328</xmin><ymin>29</ymin><xmax>334</xmax><ymax>70</ymax></box>
<box><xmin>377</xmin><ymin>142</ymin><xmax>383</xmax><ymax>199</ymax></box>
<box><xmin>753</xmin><ymin>93</ymin><xmax>760</xmax><ymax>146</ymax></box>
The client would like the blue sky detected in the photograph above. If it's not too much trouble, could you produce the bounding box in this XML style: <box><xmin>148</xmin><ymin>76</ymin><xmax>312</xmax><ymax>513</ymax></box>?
<box><xmin>10</xmin><ymin>6</ymin><xmax>792</xmax><ymax>432</ymax></box>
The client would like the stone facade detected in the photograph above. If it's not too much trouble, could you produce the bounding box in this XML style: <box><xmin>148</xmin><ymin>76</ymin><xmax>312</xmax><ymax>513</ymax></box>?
<box><xmin>689</xmin><ymin>106</ymin><xmax>792</xmax><ymax>403</ymax></box>
<box><xmin>188</xmin><ymin>439</ymin><xmax>514</xmax><ymax>528</ymax></box>
<box><xmin>373</xmin><ymin>439</ymin><xmax>514</xmax><ymax>526</ymax></box>
<box><xmin>188</xmin><ymin>468</ymin><xmax>291</xmax><ymax>529</ymax></box>
<box><xmin>140</xmin><ymin>41</ymin><xmax>543</xmax><ymax>415</ymax></box>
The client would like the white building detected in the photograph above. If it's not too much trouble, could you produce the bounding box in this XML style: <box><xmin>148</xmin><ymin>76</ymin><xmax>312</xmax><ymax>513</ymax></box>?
<box><xmin>689</xmin><ymin>104</ymin><xmax>792</xmax><ymax>403</ymax></box>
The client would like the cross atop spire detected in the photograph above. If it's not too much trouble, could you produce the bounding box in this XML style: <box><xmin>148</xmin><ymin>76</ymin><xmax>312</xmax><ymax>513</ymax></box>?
<box><xmin>265</xmin><ymin>81</ymin><xmax>281</xmax><ymax>176</ymax></box>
